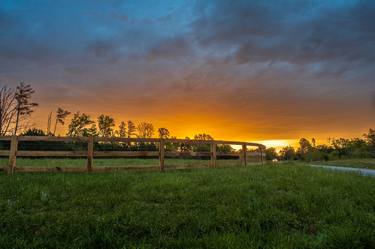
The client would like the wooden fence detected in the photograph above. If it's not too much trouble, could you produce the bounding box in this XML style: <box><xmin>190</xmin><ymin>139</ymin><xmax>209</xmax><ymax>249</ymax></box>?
<box><xmin>0</xmin><ymin>136</ymin><xmax>266</xmax><ymax>173</ymax></box>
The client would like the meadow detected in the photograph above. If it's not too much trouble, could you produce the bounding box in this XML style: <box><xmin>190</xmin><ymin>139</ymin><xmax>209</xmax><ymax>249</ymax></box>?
<box><xmin>1</xmin><ymin>162</ymin><xmax>375</xmax><ymax>249</ymax></box>
<box><xmin>0</xmin><ymin>158</ymin><xmax>247</xmax><ymax>169</ymax></box>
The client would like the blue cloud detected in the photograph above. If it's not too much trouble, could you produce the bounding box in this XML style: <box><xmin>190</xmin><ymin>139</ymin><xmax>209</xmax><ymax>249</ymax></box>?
<box><xmin>0</xmin><ymin>0</ymin><xmax>374</xmax><ymax>132</ymax></box>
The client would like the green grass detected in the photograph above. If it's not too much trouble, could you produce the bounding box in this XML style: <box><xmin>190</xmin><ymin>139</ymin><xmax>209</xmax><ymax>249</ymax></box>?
<box><xmin>1</xmin><ymin>163</ymin><xmax>375</xmax><ymax>248</ymax></box>
<box><xmin>314</xmin><ymin>158</ymin><xmax>375</xmax><ymax>170</ymax></box>
<box><xmin>0</xmin><ymin>158</ymin><xmax>247</xmax><ymax>168</ymax></box>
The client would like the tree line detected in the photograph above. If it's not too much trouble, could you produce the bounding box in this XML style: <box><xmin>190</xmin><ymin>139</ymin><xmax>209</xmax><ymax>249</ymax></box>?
<box><xmin>1</xmin><ymin>83</ymin><xmax>234</xmax><ymax>153</ymax></box>
<box><xmin>2</xmin><ymin>83</ymin><xmax>374</xmax><ymax>160</ymax></box>
<box><xmin>265</xmin><ymin>130</ymin><xmax>375</xmax><ymax>161</ymax></box>
<box><xmin>0</xmin><ymin>83</ymin><xmax>207</xmax><ymax>140</ymax></box>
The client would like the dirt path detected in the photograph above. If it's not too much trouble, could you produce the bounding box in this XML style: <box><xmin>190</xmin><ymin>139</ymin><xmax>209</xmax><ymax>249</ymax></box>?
<box><xmin>310</xmin><ymin>164</ymin><xmax>375</xmax><ymax>177</ymax></box>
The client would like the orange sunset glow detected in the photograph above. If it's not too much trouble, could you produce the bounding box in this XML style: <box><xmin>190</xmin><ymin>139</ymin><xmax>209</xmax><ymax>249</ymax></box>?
<box><xmin>1</xmin><ymin>0</ymin><xmax>375</xmax><ymax>148</ymax></box>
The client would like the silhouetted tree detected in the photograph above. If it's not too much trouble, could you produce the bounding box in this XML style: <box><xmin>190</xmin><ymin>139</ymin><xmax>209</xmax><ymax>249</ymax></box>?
<box><xmin>14</xmin><ymin>82</ymin><xmax>38</xmax><ymax>135</ymax></box>
<box><xmin>0</xmin><ymin>86</ymin><xmax>16</xmax><ymax>135</ymax></box>
<box><xmin>127</xmin><ymin>120</ymin><xmax>136</xmax><ymax>138</ymax></box>
<box><xmin>117</xmin><ymin>121</ymin><xmax>127</xmax><ymax>138</ymax></box>
<box><xmin>53</xmin><ymin>107</ymin><xmax>71</xmax><ymax>136</ymax></box>
<box><xmin>311</xmin><ymin>138</ymin><xmax>316</xmax><ymax>147</ymax></box>
<box><xmin>279</xmin><ymin>146</ymin><xmax>296</xmax><ymax>160</ymax></box>
<box><xmin>46</xmin><ymin>111</ymin><xmax>52</xmax><ymax>135</ymax></box>
<box><xmin>265</xmin><ymin>147</ymin><xmax>278</xmax><ymax>160</ymax></box>
<box><xmin>98</xmin><ymin>114</ymin><xmax>115</xmax><ymax>137</ymax></box>
<box><xmin>364</xmin><ymin>129</ymin><xmax>375</xmax><ymax>156</ymax></box>
<box><xmin>67</xmin><ymin>112</ymin><xmax>95</xmax><ymax>137</ymax></box>
<box><xmin>137</xmin><ymin>122</ymin><xmax>154</xmax><ymax>138</ymax></box>
<box><xmin>330</xmin><ymin>138</ymin><xmax>349</xmax><ymax>157</ymax></box>
<box><xmin>298</xmin><ymin>138</ymin><xmax>313</xmax><ymax>160</ymax></box>
<box><xmin>328</xmin><ymin>138</ymin><xmax>369</xmax><ymax>159</ymax></box>
<box><xmin>194</xmin><ymin>133</ymin><xmax>213</xmax><ymax>140</ymax></box>
<box><xmin>217</xmin><ymin>144</ymin><xmax>234</xmax><ymax>153</ymax></box>
<box><xmin>82</xmin><ymin>124</ymin><xmax>98</xmax><ymax>137</ymax></box>
<box><xmin>193</xmin><ymin>133</ymin><xmax>213</xmax><ymax>152</ymax></box>
<box><xmin>158</xmin><ymin>128</ymin><xmax>170</xmax><ymax>138</ymax></box>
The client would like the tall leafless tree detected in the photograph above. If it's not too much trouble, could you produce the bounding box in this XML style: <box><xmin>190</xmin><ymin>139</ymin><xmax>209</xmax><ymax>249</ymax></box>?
<box><xmin>53</xmin><ymin>107</ymin><xmax>71</xmax><ymax>136</ymax></box>
<box><xmin>136</xmin><ymin>122</ymin><xmax>154</xmax><ymax>138</ymax></box>
<box><xmin>0</xmin><ymin>86</ymin><xmax>17</xmax><ymax>135</ymax></box>
<box><xmin>14</xmin><ymin>82</ymin><xmax>38</xmax><ymax>135</ymax></box>
<box><xmin>46</xmin><ymin>111</ymin><xmax>52</xmax><ymax>135</ymax></box>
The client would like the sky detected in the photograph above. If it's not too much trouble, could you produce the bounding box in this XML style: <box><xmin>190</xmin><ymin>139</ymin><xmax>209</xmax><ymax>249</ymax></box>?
<box><xmin>1</xmin><ymin>0</ymin><xmax>374</xmax><ymax>148</ymax></box>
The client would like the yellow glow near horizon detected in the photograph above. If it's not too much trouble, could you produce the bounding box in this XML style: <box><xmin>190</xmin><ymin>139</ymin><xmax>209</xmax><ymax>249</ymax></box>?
<box><xmin>256</xmin><ymin>139</ymin><xmax>298</xmax><ymax>151</ymax></box>
<box><xmin>229</xmin><ymin>139</ymin><xmax>298</xmax><ymax>151</ymax></box>
<box><xmin>258</xmin><ymin>139</ymin><xmax>296</xmax><ymax>147</ymax></box>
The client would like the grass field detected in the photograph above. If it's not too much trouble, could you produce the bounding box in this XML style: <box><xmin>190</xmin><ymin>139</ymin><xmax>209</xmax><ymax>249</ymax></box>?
<box><xmin>2</xmin><ymin>157</ymin><xmax>375</xmax><ymax>170</ymax></box>
<box><xmin>0</xmin><ymin>158</ymin><xmax>248</xmax><ymax>169</ymax></box>
<box><xmin>1</xmin><ymin>163</ymin><xmax>375</xmax><ymax>249</ymax></box>
<box><xmin>314</xmin><ymin>158</ymin><xmax>375</xmax><ymax>170</ymax></box>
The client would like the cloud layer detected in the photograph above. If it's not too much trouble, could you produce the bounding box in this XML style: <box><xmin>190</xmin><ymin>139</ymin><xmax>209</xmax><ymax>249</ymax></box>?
<box><xmin>0</xmin><ymin>0</ymin><xmax>374</xmax><ymax>141</ymax></box>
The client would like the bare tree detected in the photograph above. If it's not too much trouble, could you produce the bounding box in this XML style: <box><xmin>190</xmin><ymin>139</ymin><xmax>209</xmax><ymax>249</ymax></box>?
<box><xmin>46</xmin><ymin>111</ymin><xmax>52</xmax><ymax>135</ymax></box>
<box><xmin>137</xmin><ymin>122</ymin><xmax>154</xmax><ymax>138</ymax></box>
<box><xmin>0</xmin><ymin>86</ymin><xmax>17</xmax><ymax>135</ymax></box>
<box><xmin>14</xmin><ymin>82</ymin><xmax>38</xmax><ymax>135</ymax></box>
<box><xmin>53</xmin><ymin>107</ymin><xmax>71</xmax><ymax>136</ymax></box>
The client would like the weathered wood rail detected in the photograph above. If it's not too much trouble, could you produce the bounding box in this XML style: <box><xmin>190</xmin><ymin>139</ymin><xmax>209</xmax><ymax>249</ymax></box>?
<box><xmin>0</xmin><ymin>136</ymin><xmax>265</xmax><ymax>173</ymax></box>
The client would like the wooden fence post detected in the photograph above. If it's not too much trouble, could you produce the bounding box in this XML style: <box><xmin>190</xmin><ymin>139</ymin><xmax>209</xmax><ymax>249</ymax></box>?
<box><xmin>159</xmin><ymin>139</ymin><xmax>165</xmax><ymax>171</ymax></box>
<box><xmin>8</xmin><ymin>135</ymin><xmax>18</xmax><ymax>174</ymax></box>
<box><xmin>242</xmin><ymin>144</ymin><xmax>247</xmax><ymax>166</ymax></box>
<box><xmin>260</xmin><ymin>146</ymin><xmax>264</xmax><ymax>165</ymax></box>
<box><xmin>87</xmin><ymin>136</ymin><xmax>94</xmax><ymax>172</ymax></box>
<box><xmin>210</xmin><ymin>141</ymin><xmax>217</xmax><ymax>168</ymax></box>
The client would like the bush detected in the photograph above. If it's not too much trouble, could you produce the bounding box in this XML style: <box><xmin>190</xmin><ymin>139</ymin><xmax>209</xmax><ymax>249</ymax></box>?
<box><xmin>305</xmin><ymin>151</ymin><xmax>329</xmax><ymax>161</ymax></box>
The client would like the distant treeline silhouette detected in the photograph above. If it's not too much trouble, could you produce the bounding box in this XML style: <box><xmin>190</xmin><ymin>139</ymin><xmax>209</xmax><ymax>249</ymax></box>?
<box><xmin>1</xmin><ymin>83</ymin><xmax>374</xmax><ymax>161</ymax></box>
<box><xmin>14</xmin><ymin>127</ymin><xmax>234</xmax><ymax>154</ymax></box>
<box><xmin>0</xmin><ymin>83</ymin><xmax>234</xmax><ymax>153</ymax></box>
<box><xmin>265</xmin><ymin>130</ymin><xmax>375</xmax><ymax>161</ymax></box>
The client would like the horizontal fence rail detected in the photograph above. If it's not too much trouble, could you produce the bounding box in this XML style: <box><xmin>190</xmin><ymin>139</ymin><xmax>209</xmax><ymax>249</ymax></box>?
<box><xmin>0</xmin><ymin>136</ymin><xmax>266</xmax><ymax>174</ymax></box>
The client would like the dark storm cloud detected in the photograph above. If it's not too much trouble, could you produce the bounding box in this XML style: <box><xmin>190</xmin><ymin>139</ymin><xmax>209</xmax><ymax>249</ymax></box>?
<box><xmin>0</xmin><ymin>0</ymin><xmax>374</xmax><ymax>139</ymax></box>
<box><xmin>2</xmin><ymin>1</ymin><xmax>375</xmax><ymax>68</ymax></box>
<box><xmin>87</xmin><ymin>40</ymin><xmax>119</xmax><ymax>58</ymax></box>
<box><xmin>192</xmin><ymin>0</ymin><xmax>375</xmax><ymax>75</ymax></box>
<box><xmin>147</xmin><ymin>37</ymin><xmax>193</xmax><ymax>60</ymax></box>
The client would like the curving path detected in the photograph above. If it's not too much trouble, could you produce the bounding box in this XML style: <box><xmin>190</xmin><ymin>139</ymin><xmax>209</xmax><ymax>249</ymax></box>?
<box><xmin>310</xmin><ymin>164</ymin><xmax>375</xmax><ymax>177</ymax></box>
